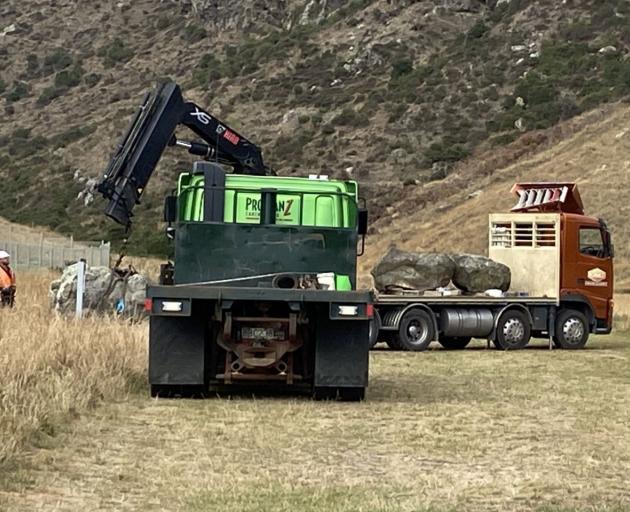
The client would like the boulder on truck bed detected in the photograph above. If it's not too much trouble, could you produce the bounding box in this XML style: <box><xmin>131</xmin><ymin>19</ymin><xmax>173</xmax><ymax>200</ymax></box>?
<box><xmin>451</xmin><ymin>253</ymin><xmax>511</xmax><ymax>293</ymax></box>
<box><xmin>371</xmin><ymin>247</ymin><xmax>511</xmax><ymax>294</ymax></box>
<box><xmin>49</xmin><ymin>262</ymin><xmax>148</xmax><ymax>317</ymax></box>
<box><xmin>371</xmin><ymin>247</ymin><xmax>455</xmax><ymax>293</ymax></box>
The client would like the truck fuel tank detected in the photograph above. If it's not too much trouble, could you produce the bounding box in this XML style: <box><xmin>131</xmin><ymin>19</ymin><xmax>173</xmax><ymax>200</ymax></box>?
<box><xmin>440</xmin><ymin>308</ymin><xmax>494</xmax><ymax>338</ymax></box>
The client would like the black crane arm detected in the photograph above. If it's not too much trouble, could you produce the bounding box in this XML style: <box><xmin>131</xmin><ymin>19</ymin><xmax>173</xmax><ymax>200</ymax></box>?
<box><xmin>96</xmin><ymin>81</ymin><xmax>266</xmax><ymax>227</ymax></box>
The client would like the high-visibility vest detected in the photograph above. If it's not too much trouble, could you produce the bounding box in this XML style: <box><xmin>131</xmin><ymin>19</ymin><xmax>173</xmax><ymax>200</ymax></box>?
<box><xmin>0</xmin><ymin>265</ymin><xmax>15</xmax><ymax>288</ymax></box>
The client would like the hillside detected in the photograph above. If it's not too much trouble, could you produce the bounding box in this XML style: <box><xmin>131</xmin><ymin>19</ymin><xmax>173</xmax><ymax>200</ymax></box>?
<box><xmin>1</xmin><ymin>0</ymin><xmax>630</xmax><ymax>256</ymax></box>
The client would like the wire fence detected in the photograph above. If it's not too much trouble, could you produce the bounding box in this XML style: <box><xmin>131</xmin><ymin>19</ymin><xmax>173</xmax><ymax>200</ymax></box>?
<box><xmin>0</xmin><ymin>234</ymin><xmax>110</xmax><ymax>269</ymax></box>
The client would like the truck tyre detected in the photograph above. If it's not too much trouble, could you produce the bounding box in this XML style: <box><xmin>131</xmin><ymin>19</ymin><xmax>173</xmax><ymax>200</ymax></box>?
<box><xmin>378</xmin><ymin>331</ymin><xmax>402</xmax><ymax>350</ymax></box>
<box><xmin>150</xmin><ymin>385</ymin><xmax>205</xmax><ymax>398</ymax></box>
<box><xmin>438</xmin><ymin>336</ymin><xmax>471</xmax><ymax>350</ymax></box>
<box><xmin>338</xmin><ymin>387</ymin><xmax>365</xmax><ymax>401</ymax></box>
<box><xmin>398</xmin><ymin>310</ymin><xmax>435</xmax><ymax>352</ymax></box>
<box><xmin>494</xmin><ymin>310</ymin><xmax>531</xmax><ymax>350</ymax></box>
<box><xmin>313</xmin><ymin>387</ymin><xmax>338</xmax><ymax>400</ymax></box>
<box><xmin>554</xmin><ymin>309</ymin><xmax>589</xmax><ymax>349</ymax></box>
<box><xmin>368</xmin><ymin>311</ymin><xmax>382</xmax><ymax>349</ymax></box>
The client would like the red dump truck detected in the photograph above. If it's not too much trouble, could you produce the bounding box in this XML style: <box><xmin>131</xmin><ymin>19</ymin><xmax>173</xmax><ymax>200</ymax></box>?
<box><xmin>371</xmin><ymin>182</ymin><xmax>614</xmax><ymax>351</ymax></box>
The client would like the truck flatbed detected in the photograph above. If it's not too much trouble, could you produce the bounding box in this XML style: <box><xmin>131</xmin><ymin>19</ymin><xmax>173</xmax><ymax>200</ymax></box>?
<box><xmin>375</xmin><ymin>294</ymin><xmax>557</xmax><ymax>306</ymax></box>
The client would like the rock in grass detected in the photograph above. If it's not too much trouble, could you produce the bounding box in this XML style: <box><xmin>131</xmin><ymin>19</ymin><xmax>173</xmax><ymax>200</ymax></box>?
<box><xmin>49</xmin><ymin>262</ymin><xmax>148</xmax><ymax>317</ymax></box>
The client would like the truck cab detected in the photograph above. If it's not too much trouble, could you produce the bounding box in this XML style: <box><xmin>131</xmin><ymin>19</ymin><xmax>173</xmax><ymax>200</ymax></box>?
<box><xmin>561</xmin><ymin>213</ymin><xmax>613</xmax><ymax>333</ymax></box>
<box><xmin>490</xmin><ymin>183</ymin><xmax>614</xmax><ymax>337</ymax></box>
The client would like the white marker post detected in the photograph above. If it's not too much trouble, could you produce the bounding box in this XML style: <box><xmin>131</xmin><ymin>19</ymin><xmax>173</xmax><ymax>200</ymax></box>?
<box><xmin>76</xmin><ymin>259</ymin><xmax>86</xmax><ymax>319</ymax></box>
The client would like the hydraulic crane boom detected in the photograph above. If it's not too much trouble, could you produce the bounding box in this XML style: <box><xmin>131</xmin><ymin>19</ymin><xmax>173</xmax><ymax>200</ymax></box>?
<box><xmin>97</xmin><ymin>80</ymin><xmax>267</xmax><ymax>227</ymax></box>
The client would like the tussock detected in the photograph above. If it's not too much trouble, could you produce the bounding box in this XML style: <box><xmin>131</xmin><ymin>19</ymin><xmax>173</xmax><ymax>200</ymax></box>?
<box><xmin>0</xmin><ymin>270</ymin><xmax>146</xmax><ymax>464</ymax></box>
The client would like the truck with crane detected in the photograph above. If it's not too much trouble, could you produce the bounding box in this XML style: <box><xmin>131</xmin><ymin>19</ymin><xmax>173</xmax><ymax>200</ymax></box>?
<box><xmin>97</xmin><ymin>81</ymin><xmax>371</xmax><ymax>400</ymax></box>
<box><xmin>370</xmin><ymin>183</ymin><xmax>615</xmax><ymax>351</ymax></box>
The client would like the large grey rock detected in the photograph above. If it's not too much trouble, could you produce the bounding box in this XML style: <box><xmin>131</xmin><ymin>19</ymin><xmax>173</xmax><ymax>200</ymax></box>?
<box><xmin>49</xmin><ymin>263</ymin><xmax>148</xmax><ymax>317</ymax></box>
<box><xmin>372</xmin><ymin>247</ymin><xmax>455</xmax><ymax>293</ymax></box>
<box><xmin>451</xmin><ymin>254</ymin><xmax>510</xmax><ymax>293</ymax></box>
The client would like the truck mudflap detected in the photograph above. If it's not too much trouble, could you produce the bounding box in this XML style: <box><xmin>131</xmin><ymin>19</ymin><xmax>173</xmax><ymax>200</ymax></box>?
<box><xmin>146</xmin><ymin>285</ymin><xmax>372</xmax><ymax>399</ymax></box>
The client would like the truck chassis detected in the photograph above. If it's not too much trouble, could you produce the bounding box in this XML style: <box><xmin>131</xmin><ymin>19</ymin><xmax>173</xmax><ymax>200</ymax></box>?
<box><xmin>372</xmin><ymin>295</ymin><xmax>610</xmax><ymax>351</ymax></box>
<box><xmin>147</xmin><ymin>285</ymin><xmax>371</xmax><ymax>400</ymax></box>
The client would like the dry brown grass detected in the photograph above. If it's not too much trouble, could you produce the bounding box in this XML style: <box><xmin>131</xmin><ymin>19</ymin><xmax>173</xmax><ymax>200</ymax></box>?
<box><xmin>613</xmin><ymin>294</ymin><xmax>630</xmax><ymax>331</ymax></box>
<box><xmin>0</xmin><ymin>270</ymin><xmax>146</xmax><ymax>465</ymax></box>
<box><xmin>0</xmin><ymin>335</ymin><xmax>629</xmax><ymax>511</ymax></box>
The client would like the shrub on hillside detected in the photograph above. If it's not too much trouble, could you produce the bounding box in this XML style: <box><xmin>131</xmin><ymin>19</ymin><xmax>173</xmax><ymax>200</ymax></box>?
<box><xmin>424</xmin><ymin>140</ymin><xmax>469</xmax><ymax>164</ymax></box>
<box><xmin>84</xmin><ymin>73</ymin><xmax>101</xmax><ymax>88</ymax></box>
<box><xmin>333</xmin><ymin>107</ymin><xmax>369</xmax><ymax>127</ymax></box>
<box><xmin>192</xmin><ymin>53</ymin><xmax>222</xmax><ymax>86</ymax></box>
<box><xmin>54</xmin><ymin>65</ymin><xmax>84</xmax><ymax>89</ymax></box>
<box><xmin>467</xmin><ymin>20</ymin><xmax>488</xmax><ymax>39</ymax></box>
<box><xmin>185</xmin><ymin>24</ymin><xmax>207</xmax><ymax>43</ymax></box>
<box><xmin>36</xmin><ymin>86</ymin><xmax>63</xmax><ymax>107</ymax></box>
<box><xmin>5</xmin><ymin>81</ymin><xmax>29</xmax><ymax>102</ymax></box>
<box><xmin>391</xmin><ymin>58</ymin><xmax>413</xmax><ymax>79</ymax></box>
<box><xmin>98</xmin><ymin>38</ymin><xmax>134</xmax><ymax>68</ymax></box>
<box><xmin>42</xmin><ymin>48</ymin><xmax>72</xmax><ymax>75</ymax></box>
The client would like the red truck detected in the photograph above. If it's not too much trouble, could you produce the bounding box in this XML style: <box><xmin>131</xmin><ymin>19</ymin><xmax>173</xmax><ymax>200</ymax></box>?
<box><xmin>371</xmin><ymin>182</ymin><xmax>614</xmax><ymax>351</ymax></box>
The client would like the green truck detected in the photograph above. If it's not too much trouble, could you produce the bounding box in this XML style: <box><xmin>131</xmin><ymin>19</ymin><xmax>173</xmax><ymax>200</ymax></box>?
<box><xmin>97</xmin><ymin>81</ymin><xmax>371</xmax><ymax>400</ymax></box>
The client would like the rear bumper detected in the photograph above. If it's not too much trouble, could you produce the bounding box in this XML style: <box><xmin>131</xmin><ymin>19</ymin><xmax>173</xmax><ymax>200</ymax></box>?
<box><xmin>147</xmin><ymin>285</ymin><xmax>373</xmax><ymax>319</ymax></box>
<box><xmin>147</xmin><ymin>285</ymin><xmax>372</xmax><ymax>391</ymax></box>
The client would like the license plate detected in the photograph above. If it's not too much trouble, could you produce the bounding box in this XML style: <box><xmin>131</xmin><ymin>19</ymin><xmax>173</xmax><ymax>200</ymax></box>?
<box><xmin>241</xmin><ymin>327</ymin><xmax>284</xmax><ymax>340</ymax></box>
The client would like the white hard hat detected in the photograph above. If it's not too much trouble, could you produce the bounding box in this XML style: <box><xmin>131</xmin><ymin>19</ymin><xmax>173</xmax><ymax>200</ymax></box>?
<box><xmin>0</xmin><ymin>251</ymin><xmax>10</xmax><ymax>259</ymax></box>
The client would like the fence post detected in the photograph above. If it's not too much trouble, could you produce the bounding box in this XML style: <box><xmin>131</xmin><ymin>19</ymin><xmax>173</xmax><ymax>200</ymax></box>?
<box><xmin>39</xmin><ymin>233</ymin><xmax>44</xmax><ymax>267</ymax></box>
<box><xmin>76</xmin><ymin>259</ymin><xmax>86</xmax><ymax>319</ymax></box>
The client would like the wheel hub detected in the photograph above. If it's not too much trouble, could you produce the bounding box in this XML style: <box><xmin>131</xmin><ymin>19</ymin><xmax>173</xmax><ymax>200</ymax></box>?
<box><xmin>563</xmin><ymin>318</ymin><xmax>584</xmax><ymax>343</ymax></box>
<box><xmin>408</xmin><ymin>320</ymin><xmax>428</xmax><ymax>343</ymax></box>
<box><xmin>502</xmin><ymin>318</ymin><xmax>525</xmax><ymax>344</ymax></box>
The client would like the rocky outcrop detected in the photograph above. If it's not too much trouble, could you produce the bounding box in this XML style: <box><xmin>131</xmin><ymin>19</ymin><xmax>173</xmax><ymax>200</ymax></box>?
<box><xmin>49</xmin><ymin>263</ymin><xmax>148</xmax><ymax>317</ymax></box>
<box><xmin>371</xmin><ymin>247</ymin><xmax>455</xmax><ymax>292</ymax></box>
<box><xmin>372</xmin><ymin>248</ymin><xmax>511</xmax><ymax>293</ymax></box>
<box><xmin>451</xmin><ymin>253</ymin><xmax>510</xmax><ymax>293</ymax></box>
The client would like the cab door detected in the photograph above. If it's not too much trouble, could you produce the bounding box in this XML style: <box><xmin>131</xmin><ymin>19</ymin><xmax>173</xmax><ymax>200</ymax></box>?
<box><xmin>573</xmin><ymin>223</ymin><xmax>614</xmax><ymax>322</ymax></box>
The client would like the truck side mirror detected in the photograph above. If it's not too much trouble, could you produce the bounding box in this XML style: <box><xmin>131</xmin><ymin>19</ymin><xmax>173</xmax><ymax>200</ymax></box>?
<box><xmin>358</xmin><ymin>208</ymin><xmax>368</xmax><ymax>235</ymax></box>
<box><xmin>164</xmin><ymin>195</ymin><xmax>177</xmax><ymax>223</ymax></box>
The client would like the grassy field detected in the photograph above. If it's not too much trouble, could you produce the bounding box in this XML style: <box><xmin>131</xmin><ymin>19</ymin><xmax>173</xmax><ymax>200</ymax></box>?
<box><xmin>0</xmin><ymin>272</ymin><xmax>629</xmax><ymax>511</ymax></box>
<box><xmin>0</xmin><ymin>270</ymin><xmax>146</xmax><ymax>464</ymax></box>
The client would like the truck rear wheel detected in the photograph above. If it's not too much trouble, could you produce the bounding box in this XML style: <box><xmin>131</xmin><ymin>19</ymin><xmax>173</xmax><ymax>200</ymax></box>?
<box><xmin>494</xmin><ymin>310</ymin><xmax>531</xmax><ymax>350</ymax></box>
<box><xmin>378</xmin><ymin>331</ymin><xmax>401</xmax><ymax>350</ymax></box>
<box><xmin>438</xmin><ymin>336</ymin><xmax>471</xmax><ymax>350</ymax></box>
<box><xmin>313</xmin><ymin>387</ymin><xmax>365</xmax><ymax>401</ymax></box>
<box><xmin>338</xmin><ymin>387</ymin><xmax>365</xmax><ymax>401</ymax></box>
<box><xmin>554</xmin><ymin>309</ymin><xmax>589</xmax><ymax>349</ymax></box>
<box><xmin>150</xmin><ymin>384</ymin><xmax>206</xmax><ymax>398</ymax></box>
<box><xmin>398</xmin><ymin>310</ymin><xmax>435</xmax><ymax>351</ymax></box>
<box><xmin>368</xmin><ymin>311</ymin><xmax>381</xmax><ymax>349</ymax></box>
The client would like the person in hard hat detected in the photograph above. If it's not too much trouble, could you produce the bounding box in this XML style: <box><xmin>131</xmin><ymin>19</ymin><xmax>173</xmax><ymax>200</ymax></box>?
<box><xmin>0</xmin><ymin>250</ymin><xmax>16</xmax><ymax>308</ymax></box>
